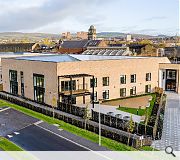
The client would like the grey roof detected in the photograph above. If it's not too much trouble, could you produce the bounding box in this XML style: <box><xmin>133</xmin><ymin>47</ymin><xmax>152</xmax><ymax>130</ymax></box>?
<box><xmin>60</xmin><ymin>40</ymin><xmax>101</xmax><ymax>49</ymax></box>
<box><xmin>16</xmin><ymin>55</ymin><xmax>80</xmax><ymax>62</ymax></box>
<box><xmin>14</xmin><ymin>54</ymin><xmax>159</xmax><ymax>63</ymax></box>
<box><xmin>60</xmin><ymin>40</ymin><xmax>89</xmax><ymax>48</ymax></box>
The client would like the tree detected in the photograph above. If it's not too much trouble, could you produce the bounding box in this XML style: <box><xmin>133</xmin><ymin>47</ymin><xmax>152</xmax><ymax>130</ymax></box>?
<box><xmin>83</xmin><ymin>103</ymin><xmax>91</xmax><ymax>130</ymax></box>
<box><xmin>127</xmin><ymin>115</ymin><xmax>135</xmax><ymax>145</ymax></box>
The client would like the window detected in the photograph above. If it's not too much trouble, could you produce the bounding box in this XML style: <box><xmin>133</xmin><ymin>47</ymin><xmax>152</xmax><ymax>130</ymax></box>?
<box><xmin>61</xmin><ymin>80</ymin><xmax>76</xmax><ymax>91</ymax></box>
<box><xmin>145</xmin><ymin>85</ymin><xmax>151</xmax><ymax>93</ymax></box>
<box><xmin>130</xmin><ymin>86</ymin><xmax>136</xmax><ymax>96</ymax></box>
<box><xmin>91</xmin><ymin>91</ymin><xmax>97</xmax><ymax>101</ymax></box>
<box><xmin>120</xmin><ymin>75</ymin><xmax>126</xmax><ymax>84</ymax></box>
<box><xmin>167</xmin><ymin>70</ymin><xmax>176</xmax><ymax>80</ymax></box>
<box><xmin>20</xmin><ymin>71</ymin><xmax>24</xmax><ymax>97</ymax></box>
<box><xmin>102</xmin><ymin>77</ymin><xmax>109</xmax><ymax>86</ymax></box>
<box><xmin>102</xmin><ymin>90</ymin><xmax>109</xmax><ymax>100</ymax></box>
<box><xmin>130</xmin><ymin>74</ymin><xmax>136</xmax><ymax>83</ymax></box>
<box><xmin>33</xmin><ymin>74</ymin><xmax>45</xmax><ymax>103</ymax></box>
<box><xmin>146</xmin><ymin>73</ymin><xmax>151</xmax><ymax>81</ymax></box>
<box><xmin>90</xmin><ymin>78</ymin><xmax>97</xmax><ymax>88</ymax></box>
<box><xmin>9</xmin><ymin>70</ymin><xmax>18</xmax><ymax>95</ymax></box>
<box><xmin>120</xmin><ymin>88</ymin><xmax>126</xmax><ymax>97</ymax></box>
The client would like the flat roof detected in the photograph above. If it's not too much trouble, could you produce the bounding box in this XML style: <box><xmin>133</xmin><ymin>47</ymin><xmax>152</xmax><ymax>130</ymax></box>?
<box><xmin>16</xmin><ymin>55</ymin><xmax>80</xmax><ymax>62</ymax></box>
<box><xmin>14</xmin><ymin>54</ymin><xmax>164</xmax><ymax>63</ymax></box>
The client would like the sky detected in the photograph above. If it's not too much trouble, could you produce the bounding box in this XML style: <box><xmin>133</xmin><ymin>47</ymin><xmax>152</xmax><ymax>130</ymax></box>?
<box><xmin>0</xmin><ymin>0</ymin><xmax>179</xmax><ymax>35</ymax></box>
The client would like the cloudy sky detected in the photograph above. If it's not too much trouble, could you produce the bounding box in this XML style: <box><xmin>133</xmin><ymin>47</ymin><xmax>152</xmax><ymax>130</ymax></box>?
<box><xmin>0</xmin><ymin>0</ymin><xmax>179</xmax><ymax>35</ymax></box>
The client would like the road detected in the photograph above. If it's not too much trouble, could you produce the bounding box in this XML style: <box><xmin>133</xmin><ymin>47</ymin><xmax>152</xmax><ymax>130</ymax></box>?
<box><xmin>0</xmin><ymin>108</ymin><xmax>108</xmax><ymax>151</ymax></box>
<box><xmin>10</xmin><ymin>124</ymin><xmax>87</xmax><ymax>151</ymax></box>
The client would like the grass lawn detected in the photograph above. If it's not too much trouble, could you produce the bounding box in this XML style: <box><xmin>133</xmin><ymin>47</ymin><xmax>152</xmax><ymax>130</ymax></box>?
<box><xmin>0</xmin><ymin>99</ymin><xmax>136</xmax><ymax>151</ymax></box>
<box><xmin>117</xmin><ymin>94</ymin><xmax>156</xmax><ymax>117</ymax></box>
<box><xmin>0</xmin><ymin>137</ymin><xmax>23</xmax><ymax>151</ymax></box>
<box><xmin>117</xmin><ymin>107</ymin><xmax>145</xmax><ymax>116</ymax></box>
<box><xmin>140</xmin><ymin>146</ymin><xmax>159</xmax><ymax>151</ymax></box>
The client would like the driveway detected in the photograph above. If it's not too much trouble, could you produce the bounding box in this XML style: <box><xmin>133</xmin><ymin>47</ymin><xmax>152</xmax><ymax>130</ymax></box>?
<box><xmin>152</xmin><ymin>92</ymin><xmax>180</xmax><ymax>151</ymax></box>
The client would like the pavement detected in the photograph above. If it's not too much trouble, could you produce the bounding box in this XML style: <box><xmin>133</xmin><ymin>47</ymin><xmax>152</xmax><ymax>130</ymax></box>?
<box><xmin>79</xmin><ymin>103</ymin><xmax>142</xmax><ymax>123</ymax></box>
<box><xmin>0</xmin><ymin>107</ymin><xmax>109</xmax><ymax>151</ymax></box>
<box><xmin>152</xmin><ymin>92</ymin><xmax>180</xmax><ymax>151</ymax></box>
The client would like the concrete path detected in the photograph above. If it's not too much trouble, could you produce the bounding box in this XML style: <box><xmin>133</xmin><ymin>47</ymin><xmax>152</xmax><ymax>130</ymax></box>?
<box><xmin>152</xmin><ymin>92</ymin><xmax>180</xmax><ymax>151</ymax></box>
<box><xmin>79</xmin><ymin>103</ymin><xmax>142</xmax><ymax>123</ymax></box>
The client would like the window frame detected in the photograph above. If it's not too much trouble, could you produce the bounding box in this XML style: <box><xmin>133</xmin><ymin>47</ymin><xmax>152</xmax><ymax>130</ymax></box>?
<box><xmin>102</xmin><ymin>77</ymin><xmax>109</xmax><ymax>86</ymax></box>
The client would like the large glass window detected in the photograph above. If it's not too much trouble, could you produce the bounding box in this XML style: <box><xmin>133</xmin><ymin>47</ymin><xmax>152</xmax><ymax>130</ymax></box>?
<box><xmin>146</xmin><ymin>73</ymin><xmax>151</xmax><ymax>81</ymax></box>
<box><xmin>102</xmin><ymin>90</ymin><xmax>109</xmax><ymax>99</ymax></box>
<box><xmin>167</xmin><ymin>70</ymin><xmax>176</xmax><ymax>80</ymax></box>
<box><xmin>130</xmin><ymin>74</ymin><xmax>136</xmax><ymax>83</ymax></box>
<box><xmin>120</xmin><ymin>88</ymin><xmax>126</xmax><ymax>97</ymax></box>
<box><xmin>61</xmin><ymin>80</ymin><xmax>76</xmax><ymax>91</ymax></box>
<box><xmin>9</xmin><ymin>70</ymin><xmax>18</xmax><ymax>95</ymax></box>
<box><xmin>102</xmin><ymin>77</ymin><xmax>109</xmax><ymax>86</ymax></box>
<box><xmin>120</xmin><ymin>75</ymin><xmax>126</xmax><ymax>84</ymax></box>
<box><xmin>33</xmin><ymin>74</ymin><xmax>45</xmax><ymax>103</ymax></box>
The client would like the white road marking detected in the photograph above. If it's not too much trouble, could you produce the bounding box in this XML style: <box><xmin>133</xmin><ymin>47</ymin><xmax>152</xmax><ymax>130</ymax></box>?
<box><xmin>53</xmin><ymin>124</ymin><xmax>60</xmax><ymax>127</ymax></box>
<box><xmin>0</xmin><ymin>107</ymin><xmax>10</xmax><ymax>112</ymax></box>
<box><xmin>34</xmin><ymin>120</ymin><xmax>43</xmax><ymax>125</ymax></box>
<box><xmin>14</xmin><ymin>132</ymin><xmax>20</xmax><ymax>135</ymax></box>
<box><xmin>35</xmin><ymin>124</ymin><xmax>113</xmax><ymax>160</ymax></box>
<box><xmin>58</xmin><ymin>128</ymin><xmax>63</xmax><ymax>131</ymax></box>
<box><xmin>7</xmin><ymin>135</ymin><xmax>13</xmax><ymax>138</ymax></box>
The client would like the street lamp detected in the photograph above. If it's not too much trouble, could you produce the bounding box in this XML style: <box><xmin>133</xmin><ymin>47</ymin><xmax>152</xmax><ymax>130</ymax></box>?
<box><xmin>98</xmin><ymin>99</ymin><xmax>102</xmax><ymax>146</ymax></box>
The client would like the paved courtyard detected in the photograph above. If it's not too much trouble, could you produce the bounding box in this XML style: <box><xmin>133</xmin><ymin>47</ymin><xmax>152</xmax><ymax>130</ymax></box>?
<box><xmin>152</xmin><ymin>92</ymin><xmax>180</xmax><ymax>151</ymax></box>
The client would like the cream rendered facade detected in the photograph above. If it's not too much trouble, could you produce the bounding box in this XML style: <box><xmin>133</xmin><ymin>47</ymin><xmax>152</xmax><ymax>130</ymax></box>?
<box><xmin>2</xmin><ymin>55</ymin><xmax>171</xmax><ymax>107</ymax></box>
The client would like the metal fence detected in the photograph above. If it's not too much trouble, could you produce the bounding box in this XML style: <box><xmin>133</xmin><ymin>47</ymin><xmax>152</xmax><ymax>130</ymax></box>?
<box><xmin>57</xmin><ymin>102</ymin><xmax>85</xmax><ymax>118</ymax></box>
<box><xmin>91</xmin><ymin>110</ymin><xmax>154</xmax><ymax>138</ymax></box>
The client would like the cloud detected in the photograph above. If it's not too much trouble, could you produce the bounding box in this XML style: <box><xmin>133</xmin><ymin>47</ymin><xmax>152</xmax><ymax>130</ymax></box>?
<box><xmin>143</xmin><ymin>16</ymin><xmax>167</xmax><ymax>21</ymax></box>
<box><xmin>0</xmin><ymin>0</ymin><xmax>110</xmax><ymax>33</ymax></box>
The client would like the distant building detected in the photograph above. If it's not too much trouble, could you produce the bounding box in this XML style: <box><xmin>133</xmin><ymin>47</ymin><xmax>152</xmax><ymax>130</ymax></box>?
<box><xmin>82</xmin><ymin>47</ymin><xmax>132</xmax><ymax>56</ymax></box>
<box><xmin>0</xmin><ymin>43</ymin><xmax>36</xmax><ymax>52</ymax></box>
<box><xmin>88</xmin><ymin>25</ymin><xmax>97</xmax><ymax>40</ymax></box>
<box><xmin>77</xmin><ymin>32</ymin><xmax>88</xmax><ymax>40</ymax></box>
<box><xmin>58</xmin><ymin>40</ymin><xmax>107</xmax><ymax>54</ymax></box>
<box><xmin>126</xmin><ymin>34</ymin><xmax>132</xmax><ymax>41</ymax></box>
<box><xmin>61</xmin><ymin>32</ymin><xmax>72</xmax><ymax>40</ymax></box>
<box><xmin>164</xmin><ymin>46</ymin><xmax>180</xmax><ymax>60</ymax></box>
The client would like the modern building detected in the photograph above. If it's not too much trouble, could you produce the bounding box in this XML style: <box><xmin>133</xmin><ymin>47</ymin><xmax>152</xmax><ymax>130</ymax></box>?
<box><xmin>0</xmin><ymin>52</ymin><xmax>52</xmax><ymax>84</ymax></box>
<box><xmin>2</xmin><ymin>54</ymin><xmax>175</xmax><ymax>108</ymax></box>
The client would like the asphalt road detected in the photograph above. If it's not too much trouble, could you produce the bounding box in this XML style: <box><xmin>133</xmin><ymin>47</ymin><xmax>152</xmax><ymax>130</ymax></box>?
<box><xmin>0</xmin><ymin>107</ymin><xmax>108</xmax><ymax>151</ymax></box>
<box><xmin>10</xmin><ymin>125</ymin><xmax>88</xmax><ymax>151</ymax></box>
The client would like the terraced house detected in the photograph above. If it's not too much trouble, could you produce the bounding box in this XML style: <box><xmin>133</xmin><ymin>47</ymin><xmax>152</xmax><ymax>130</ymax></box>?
<box><xmin>2</xmin><ymin>54</ymin><xmax>179</xmax><ymax>108</ymax></box>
